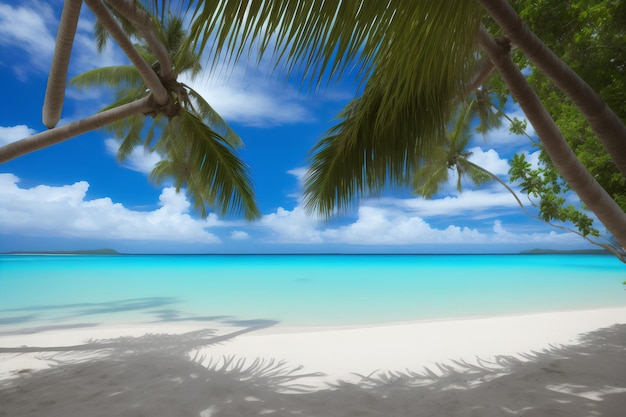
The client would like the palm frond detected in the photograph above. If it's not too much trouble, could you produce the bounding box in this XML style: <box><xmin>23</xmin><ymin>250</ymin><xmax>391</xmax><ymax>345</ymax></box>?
<box><xmin>149</xmin><ymin>110</ymin><xmax>259</xmax><ymax>220</ymax></box>
<box><xmin>185</xmin><ymin>87</ymin><xmax>242</xmax><ymax>148</ymax></box>
<box><xmin>459</xmin><ymin>159</ymin><xmax>492</xmax><ymax>187</ymax></box>
<box><xmin>412</xmin><ymin>158</ymin><xmax>451</xmax><ymax>199</ymax></box>
<box><xmin>115</xmin><ymin>114</ymin><xmax>146</xmax><ymax>161</ymax></box>
<box><xmin>69</xmin><ymin>66</ymin><xmax>144</xmax><ymax>90</ymax></box>
<box><xmin>189</xmin><ymin>1</ymin><xmax>482</xmax><ymax>89</ymax></box>
<box><xmin>473</xmin><ymin>88</ymin><xmax>503</xmax><ymax>134</ymax></box>
<box><xmin>303</xmin><ymin>83</ymin><xmax>449</xmax><ymax>216</ymax></box>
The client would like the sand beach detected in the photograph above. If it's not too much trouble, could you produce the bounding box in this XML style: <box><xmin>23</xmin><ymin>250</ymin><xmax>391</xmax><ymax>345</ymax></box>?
<box><xmin>1</xmin><ymin>307</ymin><xmax>625</xmax><ymax>416</ymax></box>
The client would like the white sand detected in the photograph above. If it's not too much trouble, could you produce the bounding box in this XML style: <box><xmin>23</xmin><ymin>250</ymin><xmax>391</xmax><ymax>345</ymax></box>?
<box><xmin>1</xmin><ymin>307</ymin><xmax>625</xmax><ymax>385</ymax></box>
<box><xmin>197</xmin><ymin>307</ymin><xmax>626</xmax><ymax>385</ymax></box>
<box><xmin>1</xmin><ymin>307</ymin><xmax>625</xmax><ymax>416</ymax></box>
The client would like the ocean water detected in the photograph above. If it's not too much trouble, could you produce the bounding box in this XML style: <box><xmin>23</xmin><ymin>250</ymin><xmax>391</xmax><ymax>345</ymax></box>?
<box><xmin>0</xmin><ymin>254</ymin><xmax>625</xmax><ymax>330</ymax></box>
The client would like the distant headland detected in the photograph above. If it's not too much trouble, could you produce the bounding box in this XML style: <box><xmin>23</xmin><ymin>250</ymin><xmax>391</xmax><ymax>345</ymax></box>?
<box><xmin>6</xmin><ymin>249</ymin><xmax>119</xmax><ymax>255</ymax></box>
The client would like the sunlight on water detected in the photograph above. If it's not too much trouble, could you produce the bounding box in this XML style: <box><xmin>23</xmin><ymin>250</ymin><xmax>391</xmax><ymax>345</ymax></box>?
<box><xmin>0</xmin><ymin>254</ymin><xmax>624</xmax><ymax>328</ymax></box>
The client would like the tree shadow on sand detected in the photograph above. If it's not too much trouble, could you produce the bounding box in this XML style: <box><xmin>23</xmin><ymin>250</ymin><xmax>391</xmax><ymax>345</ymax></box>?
<box><xmin>0</xmin><ymin>324</ymin><xmax>624</xmax><ymax>417</ymax></box>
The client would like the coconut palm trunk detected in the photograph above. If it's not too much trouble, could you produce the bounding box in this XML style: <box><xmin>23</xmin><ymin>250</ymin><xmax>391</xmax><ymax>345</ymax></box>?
<box><xmin>478</xmin><ymin>27</ymin><xmax>626</xmax><ymax>250</ymax></box>
<box><xmin>84</xmin><ymin>0</ymin><xmax>169</xmax><ymax>105</ymax></box>
<box><xmin>0</xmin><ymin>97</ymin><xmax>153</xmax><ymax>164</ymax></box>
<box><xmin>105</xmin><ymin>0</ymin><xmax>174</xmax><ymax>81</ymax></box>
<box><xmin>42</xmin><ymin>0</ymin><xmax>82</xmax><ymax>129</ymax></box>
<box><xmin>478</xmin><ymin>0</ymin><xmax>626</xmax><ymax>178</ymax></box>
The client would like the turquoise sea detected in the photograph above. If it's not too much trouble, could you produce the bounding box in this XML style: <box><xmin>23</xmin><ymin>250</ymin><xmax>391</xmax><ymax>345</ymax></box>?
<box><xmin>0</xmin><ymin>254</ymin><xmax>625</xmax><ymax>331</ymax></box>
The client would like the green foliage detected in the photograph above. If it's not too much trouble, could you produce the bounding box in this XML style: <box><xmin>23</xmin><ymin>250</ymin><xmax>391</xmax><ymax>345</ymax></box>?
<box><xmin>276</xmin><ymin>1</ymin><xmax>484</xmax><ymax>216</ymax></box>
<box><xmin>412</xmin><ymin>100</ymin><xmax>495</xmax><ymax>199</ymax></box>
<box><xmin>509</xmin><ymin>154</ymin><xmax>600</xmax><ymax>237</ymax></box>
<box><xmin>150</xmin><ymin>110</ymin><xmax>257</xmax><ymax>218</ymax></box>
<box><xmin>71</xmin><ymin>11</ymin><xmax>259</xmax><ymax>220</ymax></box>
<box><xmin>509</xmin><ymin>0</ymin><xmax>626</xmax><ymax>213</ymax></box>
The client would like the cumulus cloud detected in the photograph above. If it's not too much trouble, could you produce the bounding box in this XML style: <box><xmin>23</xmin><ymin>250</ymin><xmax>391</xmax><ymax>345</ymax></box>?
<box><xmin>467</xmin><ymin>147</ymin><xmax>510</xmax><ymax>176</ymax></box>
<box><xmin>0</xmin><ymin>174</ymin><xmax>222</xmax><ymax>243</ymax></box>
<box><xmin>0</xmin><ymin>125</ymin><xmax>36</xmax><ymax>146</ymax></box>
<box><xmin>181</xmin><ymin>67</ymin><xmax>314</xmax><ymax>127</ymax></box>
<box><xmin>259</xmin><ymin>202</ymin><xmax>583</xmax><ymax>247</ymax></box>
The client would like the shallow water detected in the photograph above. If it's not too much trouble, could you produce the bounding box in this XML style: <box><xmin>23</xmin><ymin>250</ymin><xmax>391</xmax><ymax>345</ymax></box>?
<box><xmin>0</xmin><ymin>254</ymin><xmax>624</xmax><ymax>329</ymax></box>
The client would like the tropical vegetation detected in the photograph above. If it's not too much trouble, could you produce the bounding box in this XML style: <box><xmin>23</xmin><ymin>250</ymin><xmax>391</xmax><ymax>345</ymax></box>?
<box><xmin>178</xmin><ymin>0</ymin><xmax>626</xmax><ymax>256</ymax></box>
<box><xmin>1</xmin><ymin>0</ymin><xmax>624</xmax><ymax>258</ymax></box>
<box><xmin>0</xmin><ymin>0</ymin><xmax>259</xmax><ymax>220</ymax></box>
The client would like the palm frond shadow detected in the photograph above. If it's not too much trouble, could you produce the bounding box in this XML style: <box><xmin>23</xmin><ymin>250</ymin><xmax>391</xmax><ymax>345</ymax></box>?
<box><xmin>315</xmin><ymin>324</ymin><xmax>626</xmax><ymax>417</ymax></box>
<box><xmin>0</xmin><ymin>324</ymin><xmax>624</xmax><ymax>417</ymax></box>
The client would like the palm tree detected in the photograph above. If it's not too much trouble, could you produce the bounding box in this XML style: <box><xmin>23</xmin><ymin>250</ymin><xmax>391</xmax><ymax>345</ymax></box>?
<box><xmin>0</xmin><ymin>0</ymin><xmax>259</xmax><ymax>220</ymax></box>
<box><xmin>179</xmin><ymin>0</ymin><xmax>626</xmax><ymax>249</ymax></box>
<box><xmin>416</xmin><ymin>99</ymin><xmax>626</xmax><ymax>261</ymax></box>
<box><xmin>412</xmin><ymin>101</ymin><xmax>491</xmax><ymax>199</ymax></box>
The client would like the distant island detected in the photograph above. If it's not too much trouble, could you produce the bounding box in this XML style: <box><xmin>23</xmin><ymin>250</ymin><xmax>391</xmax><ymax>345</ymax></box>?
<box><xmin>7</xmin><ymin>249</ymin><xmax>119</xmax><ymax>255</ymax></box>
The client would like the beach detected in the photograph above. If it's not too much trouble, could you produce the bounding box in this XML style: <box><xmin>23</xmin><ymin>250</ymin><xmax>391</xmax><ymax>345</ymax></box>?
<box><xmin>1</xmin><ymin>307</ymin><xmax>625</xmax><ymax>416</ymax></box>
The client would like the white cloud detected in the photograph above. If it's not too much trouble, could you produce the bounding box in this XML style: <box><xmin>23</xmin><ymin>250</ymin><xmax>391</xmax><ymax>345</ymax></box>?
<box><xmin>0</xmin><ymin>173</ymin><xmax>222</xmax><ymax>243</ymax></box>
<box><xmin>0</xmin><ymin>1</ymin><xmax>125</xmax><ymax>78</ymax></box>
<box><xmin>0</xmin><ymin>1</ymin><xmax>56</xmax><ymax>70</ymax></box>
<box><xmin>319</xmin><ymin>206</ymin><xmax>486</xmax><ymax>245</ymax></box>
<box><xmin>258</xmin><ymin>202</ymin><xmax>582</xmax><ymax>247</ymax></box>
<box><xmin>0</xmin><ymin>125</ymin><xmax>37</xmax><ymax>146</ymax></box>
<box><xmin>260</xmin><ymin>206</ymin><xmax>324</xmax><ymax>243</ymax></box>
<box><xmin>467</xmin><ymin>147</ymin><xmax>510</xmax><ymax>176</ymax></box>
<box><xmin>379</xmin><ymin>189</ymin><xmax>520</xmax><ymax>218</ymax></box>
<box><xmin>181</xmin><ymin>66</ymin><xmax>314</xmax><ymax>127</ymax></box>
<box><xmin>104</xmin><ymin>138</ymin><xmax>161</xmax><ymax>174</ymax></box>
<box><xmin>230</xmin><ymin>230</ymin><xmax>250</xmax><ymax>240</ymax></box>
<box><xmin>255</xmin><ymin>163</ymin><xmax>586</xmax><ymax>248</ymax></box>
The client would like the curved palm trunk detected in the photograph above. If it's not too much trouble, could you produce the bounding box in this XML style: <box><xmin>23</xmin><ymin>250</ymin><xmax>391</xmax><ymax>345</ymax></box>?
<box><xmin>105</xmin><ymin>0</ymin><xmax>174</xmax><ymax>81</ymax></box>
<box><xmin>0</xmin><ymin>97</ymin><xmax>153</xmax><ymax>164</ymax></box>
<box><xmin>478</xmin><ymin>0</ymin><xmax>626</xmax><ymax>178</ymax></box>
<box><xmin>478</xmin><ymin>27</ymin><xmax>626</xmax><ymax>251</ymax></box>
<box><xmin>84</xmin><ymin>0</ymin><xmax>169</xmax><ymax>105</ymax></box>
<box><xmin>42</xmin><ymin>0</ymin><xmax>82</xmax><ymax>129</ymax></box>
<box><xmin>465</xmin><ymin>160</ymin><xmax>625</xmax><ymax>262</ymax></box>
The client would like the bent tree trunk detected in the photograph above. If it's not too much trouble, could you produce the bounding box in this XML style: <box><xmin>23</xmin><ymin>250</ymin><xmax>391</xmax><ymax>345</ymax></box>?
<box><xmin>84</xmin><ymin>0</ymin><xmax>169</xmax><ymax>105</ymax></box>
<box><xmin>42</xmin><ymin>0</ymin><xmax>82</xmax><ymax>129</ymax></box>
<box><xmin>105</xmin><ymin>0</ymin><xmax>174</xmax><ymax>81</ymax></box>
<box><xmin>0</xmin><ymin>97</ymin><xmax>153</xmax><ymax>164</ymax></box>
<box><xmin>478</xmin><ymin>0</ymin><xmax>626</xmax><ymax>178</ymax></box>
<box><xmin>478</xmin><ymin>27</ymin><xmax>626</xmax><ymax>251</ymax></box>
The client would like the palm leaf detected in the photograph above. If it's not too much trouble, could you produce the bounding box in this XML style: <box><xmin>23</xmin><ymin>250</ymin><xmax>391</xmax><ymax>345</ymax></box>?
<box><xmin>412</xmin><ymin>155</ymin><xmax>451</xmax><ymax>199</ymax></box>
<box><xmin>115</xmin><ymin>114</ymin><xmax>146</xmax><ymax>161</ymax></box>
<box><xmin>69</xmin><ymin>66</ymin><xmax>144</xmax><ymax>90</ymax></box>
<box><xmin>149</xmin><ymin>109</ymin><xmax>259</xmax><ymax>219</ymax></box>
<box><xmin>189</xmin><ymin>1</ymin><xmax>482</xmax><ymax>89</ymax></box>
<box><xmin>185</xmin><ymin>87</ymin><xmax>242</xmax><ymax>148</ymax></box>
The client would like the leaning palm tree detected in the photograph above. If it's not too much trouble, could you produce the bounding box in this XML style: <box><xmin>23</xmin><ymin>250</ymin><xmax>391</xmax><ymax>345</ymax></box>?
<box><xmin>71</xmin><ymin>11</ymin><xmax>249</xmax><ymax>217</ymax></box>
<box><xmin>416</xmin><ymin>100</ymin><xmax>625</xmax><ymax>261</ymax></box>
<box><xmin>412</xmin><ymin>102</ymin><xmax>492</xmax><ymax>199</ymax></box>
<box><xmin>0</xmin><ymin>0</ymin><xmax>259</xmax><ymax>220</ymax></box>
<box><xmin>179</xmin><ymin>0</ymin><xmax>626</xmax><ymax>249</ymax></box>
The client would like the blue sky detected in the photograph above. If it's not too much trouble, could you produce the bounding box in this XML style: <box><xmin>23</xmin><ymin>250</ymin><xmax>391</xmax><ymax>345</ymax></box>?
<box><xmin>0</xmin><ymin>0</ymin><xmax>599</xmax><ymax>254</ymax></box>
